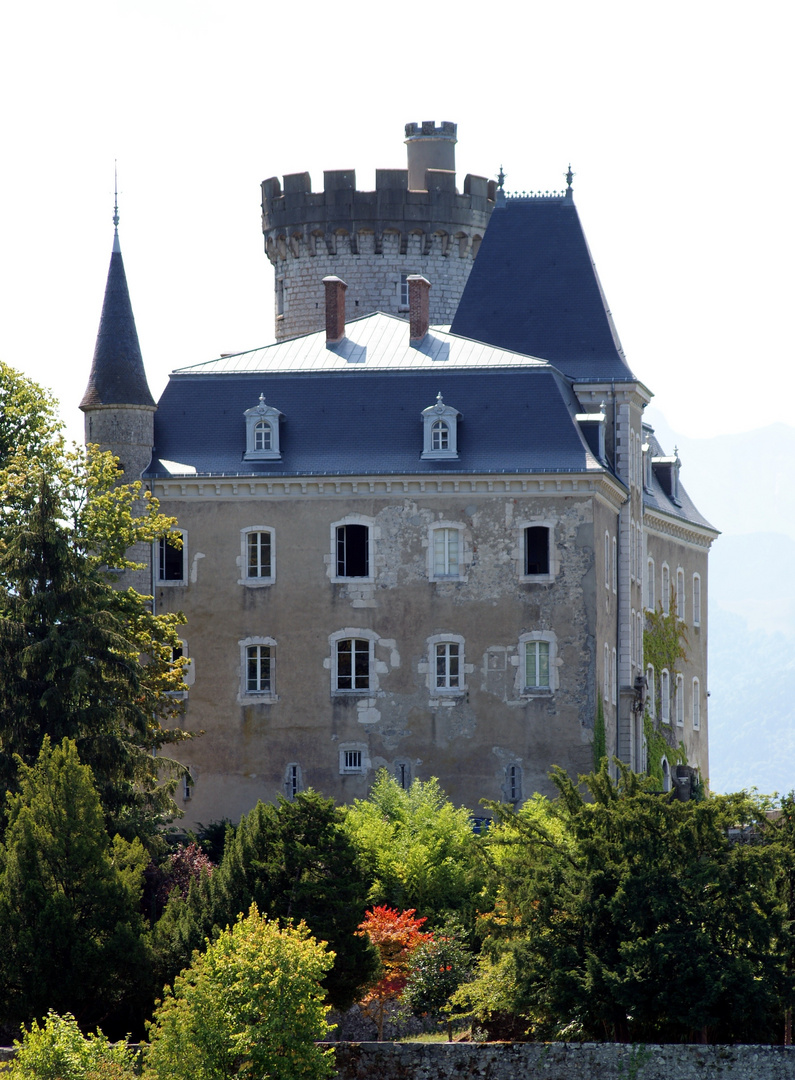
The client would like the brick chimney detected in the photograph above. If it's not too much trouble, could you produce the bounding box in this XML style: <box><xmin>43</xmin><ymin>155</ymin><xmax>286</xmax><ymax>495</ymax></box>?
<box><xmin>323</xmin><ymin>276</ymin><xmax>347</xmax><ymax>344</ymax></box>
<box><xmin>408</xmin><ymin>275</ymin><xmax>431</xmax><ymax>343</ymax></box>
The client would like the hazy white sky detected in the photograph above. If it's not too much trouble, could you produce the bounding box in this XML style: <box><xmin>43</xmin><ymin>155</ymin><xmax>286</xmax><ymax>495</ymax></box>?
<box><xmin>0</xmin><ymin>0</ymin><xmax>790</xmax><ymax>445</ymax></box>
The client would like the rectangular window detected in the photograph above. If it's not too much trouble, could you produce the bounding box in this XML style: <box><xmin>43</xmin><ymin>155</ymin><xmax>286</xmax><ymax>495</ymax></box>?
<box><xmin>693</xmin><ymin>574</ymin><xmax>702</xmax><ymax>627</ymax></box>
<box><xmin>246</xmin><ymin>645</ymin><xmax>272</xmax><ymax>694</ymax></box>
<box><xmin>646</xmin><ymin>665</ymin><xmax>655</xmax><ymax>718</ymax></box>
<box><xmin>525</xmin><ymin>640</ymin><xmax>550</xmax><ymax>689</ymax></box>
<box><xmin>343</xmin><ymin>750</ymin><xmax>362</xmax><ymax>772</ymax></box>
<box><xmin>676</xmin><ymin>569</ymin><xmax>685</xmax><ymax>620</ymax></box>
<box><xmin>507</xmin><ymin>764</ymin><xmax>522</xmax><ymax>803</ymax></box>
<box><xmin>647</xmin><ymin>559</ymin><xmax>655</xmax><ymax>610</ymax></box>
<box><xmin>158</xmin><ymin>534</ymin><xmax>185</xmax><ymax>582</ymax></box>
<box><xmin>524</xmin><ymin>526</ymin><xmax>550</xmax><ymax>576</ymax></box>
<box><xmin>336</xmin><ymin>524</ymin><xmax>369</xmax><ymax>578</ymax></box>
<box><xmin>692</xmin><ymin>679</ymin><xmax>700</xmax><ymax>730</ymax></box>
<box><xmin>661</xmin><ymin>670</ymin><xmax>670</xmax><ymax>723</ymax></box>
<box><xmin>433</xmin><ymin>528</ymin><xmax>460</xmax><ymax>578</ymax></box>
<box><xmin>662</xmin><ymin>565</ymin><xmax>670</xmax><ymax>615</ymax></box>
<box><xmin>395</xmin><ymin>761</ymin><xmax>411</xmax><ymax>789</ymax></box>
<box><xmin>399</xmin><ymin>273</ymin><xmax>409</xmax><ymax>308</ymax></box>
<box><xmin>435</xmin><ymin>642</ymin><xmax>461</xmax><ymax>690</ymax></box>
<box><xmin>247</xmin><ymin>531</ymin><xmax>272</xmax><ymax>579</ymax></box>
<box><xmin>336</xmin><ymin>638</ymin><xmax>370</xmax><ymax>691</ymax></box>
<box><xmin>287</xmin><ymin>764</ymin><xmax>300</xmax><ymax>799</ymax></box>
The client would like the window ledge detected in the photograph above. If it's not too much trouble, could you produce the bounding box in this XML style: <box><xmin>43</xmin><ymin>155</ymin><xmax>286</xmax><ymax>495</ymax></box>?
<box><xmin>157</xmin><ymin>579</ymin><xmax>188</xmax><ymax>588</ymax></box>
<box><xmin>521</xmin><ymin>688</ymin><xmax>553</xmax><ymax>698</ymax></box>
<box><xmin>520</xmin><ymin>574</ymin><xmax>555</xmax><ymax>585</ymax></box>
<box><xmin>238</xmin><ymin>577</ymin><xmax>275</xmax><ymax>588</ymax></box>
<box><xmin>237</xmin><ymin>692</ymin><xmax>279</xmax><ymax>705</ymax></box>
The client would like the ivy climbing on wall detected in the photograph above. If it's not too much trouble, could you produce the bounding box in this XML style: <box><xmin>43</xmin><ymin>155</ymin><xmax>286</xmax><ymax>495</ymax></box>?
<box><xmin>643</xmin><ymin>596</ymin><xmax>689</xmax><ymax>787</ymax></box>
<box><xmin>593</xmin><ymin>693</ymin><xmax>607</xmax><ymax>771</ymax></box>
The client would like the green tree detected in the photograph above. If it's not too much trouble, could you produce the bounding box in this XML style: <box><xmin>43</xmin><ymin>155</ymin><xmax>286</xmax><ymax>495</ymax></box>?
<box><xmin>401</xmin><ymin>918</ymin><xmax>474</xmax><ymax>1026</ymax></box>
<box><xmin>0</xmin><ymin>361</ymin><xmax>60</xmax><ymax>469</ymax></box>
<box><xmin>343</xmin><ymin>771</ymin><xmax>486</xmax><ymax>926</ymax></box>
<box><xmin>473</xmin><ymin>765</ymin><xmax>789</xmax><ymax>1043</ymax></box>
<box><xmin>153</xmin><ymin>791</ymin><xmax>378</xmax><ymax>1011</ymax></box>
<box><xmin>0</xmin><ymin>739</ymin><xmax>151</xmax><ymax>1035</ymax></box>
<box><xmin>5</xmin><ymin>1011</ymin><xmax>137</xmax><ymax>1080</ymax></box>
<box><xmin>145</xmin><ymin>905</ymin><xmax>334</xmax><ymax>1080</ymax></box>
<box><xmin>0</xmin><ymin>444</ymin><xmax>191</xmax><ymax>843</ymax></box>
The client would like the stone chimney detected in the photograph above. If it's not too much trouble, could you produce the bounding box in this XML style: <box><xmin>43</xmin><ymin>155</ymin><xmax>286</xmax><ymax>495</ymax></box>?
<box><xmin>408</xmin><ymin>276</ymin><xmax>431</xmax><ymax>343</ymax></box>
<box><xmin>323</xmin><ymin>276</ymin><xmax>347</xmax><ymax>344</ymax></box>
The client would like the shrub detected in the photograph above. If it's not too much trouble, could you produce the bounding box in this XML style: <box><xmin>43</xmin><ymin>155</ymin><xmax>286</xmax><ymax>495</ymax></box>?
<box><xmin>4</xmin><ymin>1011</ymin><xmax>136</xmax><ymax>1080</ymax></box>
<box><xmin>145</xmin><ymin>904</ymin><xmax>334</xmax><ymax>1080</ymax></box>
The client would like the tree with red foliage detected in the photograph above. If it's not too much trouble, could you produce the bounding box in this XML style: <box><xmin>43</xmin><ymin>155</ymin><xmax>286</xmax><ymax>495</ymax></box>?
<box><xmin>356</xmin><ymin>906</ymin><xmax>432</xmax><ymax>1040</ymax></box>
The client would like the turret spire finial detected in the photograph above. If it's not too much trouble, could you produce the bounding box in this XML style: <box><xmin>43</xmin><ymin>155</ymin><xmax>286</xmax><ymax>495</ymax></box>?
<box><xmin>565</xmin><ymin>164</ymin><xmax>574</xmax><ymax>201</ymax></box>
<box><xmin>112</xmin><ymin>163</ymin><xmax>121</xmax><ymax>253</ymax></box>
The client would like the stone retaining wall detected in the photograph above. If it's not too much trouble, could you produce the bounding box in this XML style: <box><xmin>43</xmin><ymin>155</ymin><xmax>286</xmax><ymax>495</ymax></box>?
<box><xmin>329</xmin><ymin>1041</ymin><xmax>795</xmax><ymax>1079</ymax></box>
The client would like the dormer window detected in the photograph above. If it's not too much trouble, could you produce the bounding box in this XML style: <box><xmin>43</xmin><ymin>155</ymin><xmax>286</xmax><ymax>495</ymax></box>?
<box><xmin>421</xmin><ymin>393</ymin><xmax>460</xmax><ymax>460</ymax></box>
<box><xmin>244</xmin><ymin>394</ymin><xmax>283</xmax><ymax>461</ymax></box>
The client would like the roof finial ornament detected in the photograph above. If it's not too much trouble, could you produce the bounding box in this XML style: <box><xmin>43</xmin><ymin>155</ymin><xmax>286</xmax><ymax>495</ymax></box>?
<box><xmin>258</xmin><ymin>393</ymin><xmax>267</xmax><ymax>412</ymax></box>
<box><xmin>435</xmin><ymin>391</ymin><xmax>445</xmax><ymax>412</ymax></box>
<box><xmin>112</xmin><ymin>162</ymin><xmax>120</xmax><ymax>253</ymax></box>
<box><xmin>565</xmin><ymin>164</ymin><xmax>574</xmax><ymax>201</ymax></box>
<box><xmin>496</xmin><ymin>164</ymin><xmax>507</xmax><ymax>208</ymax></box>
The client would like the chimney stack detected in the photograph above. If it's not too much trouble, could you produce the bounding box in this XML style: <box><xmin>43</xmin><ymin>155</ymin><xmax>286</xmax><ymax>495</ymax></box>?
<box><xmin>408</xmin><ymin>276</ymin><xmax>431</xmax><ymax>343</ymax></box>
<box><xmin>323</xmin><ymin>276</ymin><xmax>347</xmax><ymax>344</ymax></box>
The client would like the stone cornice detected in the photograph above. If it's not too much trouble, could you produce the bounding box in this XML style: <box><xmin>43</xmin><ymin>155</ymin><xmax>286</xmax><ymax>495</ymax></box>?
<box><xmin>575</xmin><ymin>382</ymin><xmax>653</xmax><ymax>409</ymax></box>
<box><xmin>151</xmin><ymin>471</ymin><xmax>625</xmax><ymax>503</ymax></box>
<box><xmin>643</xmin><ymin>509</ymin><xmax>718</xmax><ymax>549</ymax></box>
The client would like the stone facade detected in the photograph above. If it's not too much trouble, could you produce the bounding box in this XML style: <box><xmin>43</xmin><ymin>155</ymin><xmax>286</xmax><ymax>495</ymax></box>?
<box><xmin>262</xmin><ymin>122</ymin><xmax>495</xmax><ymax>340</ymax></box>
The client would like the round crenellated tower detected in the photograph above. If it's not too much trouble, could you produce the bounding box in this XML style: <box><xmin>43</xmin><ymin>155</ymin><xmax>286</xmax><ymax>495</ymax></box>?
<box><xmin>261</xmin><ymin>121</ymin><xmax>496</xmax><ymax>340</ymax></box>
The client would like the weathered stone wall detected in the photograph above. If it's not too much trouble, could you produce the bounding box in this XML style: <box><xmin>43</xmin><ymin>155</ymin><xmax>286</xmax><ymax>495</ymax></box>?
<box><xmin>329</xmin><ymin>1041</ymin><xmax>795</xmax><ymax>1080</ymax></box>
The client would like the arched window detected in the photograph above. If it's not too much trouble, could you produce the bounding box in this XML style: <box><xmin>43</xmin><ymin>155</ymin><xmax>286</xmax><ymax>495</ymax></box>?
<box><xmin>646</xmin><ymin>664</ymin><xmax>655</xmax><ymax>718</ymax></box>
<box><xmin>661</xmin><ymin>669</ymin><xmax>670</xmax><ymax>723</ymax></box>
<box><xmin>676</xmin><ymin>568</ymin><xmax>685</xmax><ymax>619</ymax></box>
<box><xmin>253</xmin><ymin>420</ymin><xmax>272</xmax><ymax>451</ymax></box>
<box><xmin>244</xmin><ymin>394</ymin><xmax>282</xmax><ymax>460</ymax></box>
<box><xmin>238</xmin><ymin>636</ymin><xmax>277</xmax><ymax>703</ymax></box>
<box><xmin>693</xmin><ymin>573</ymin><xmax>702</xmax><ymax>627</ymax></box>
<box><xmin>520</xmin><ymin>631</ymin><xmax>558</xmax><ymax>693</ymax></box>
<box><xmin>676</xmin><ymin>674</ymin><xmax>685</xmax><ymax>727</ymax></box>
<box><xmin>647</xmin><ymin>558</ymin><xmax>655</xmax><ymax>610</ymax></box>
<box><xmin>661</xmin><ymin>564</ymin><xmax>670</xmax><ymax>615</ymax></box>
<box><xmin>421</xmin><ymin>393</ymin><xmax>460</xmax><ymax>459</ymax></box>
<box><xmin>605</xmin><ymin>532</ymin><xmax>610</xmax><ymax>590</ymax></box>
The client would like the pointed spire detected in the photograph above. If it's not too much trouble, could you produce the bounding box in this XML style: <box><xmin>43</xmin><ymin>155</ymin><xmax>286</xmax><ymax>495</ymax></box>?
<box><xmin>80</xmin><ymin>177</ymin><xmax>155</xmax><ymax>412</ymax></box>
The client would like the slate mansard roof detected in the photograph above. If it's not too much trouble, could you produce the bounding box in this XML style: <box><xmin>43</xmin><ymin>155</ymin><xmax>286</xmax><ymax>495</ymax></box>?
<box><xmin>451</xmin><ymin>196</ymin><xmax>636</xmax><ymax>383</ymax></box>
<box><xmin>147</xmin><ymin>313</ymin><xmax>605</xmax><ymax>480</ymax></box>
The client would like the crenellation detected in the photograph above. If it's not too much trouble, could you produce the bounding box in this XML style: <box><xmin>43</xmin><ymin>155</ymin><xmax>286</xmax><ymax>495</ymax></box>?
<box><xmin>262</xmin><ymin>121</ymin><xmax>494</xmax><ymax>339</ymax></box>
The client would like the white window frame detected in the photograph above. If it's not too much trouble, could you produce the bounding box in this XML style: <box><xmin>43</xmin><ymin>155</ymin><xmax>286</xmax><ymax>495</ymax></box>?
<box><xmin>519</xmin><ymin>521</ymin><xmax>556</xmax><ymax>583</ymax></box>
<box><xmin>329</xmin><ymin>515</ymin><xmax>375</xmax><ymax>583</ymax></box>
<box><xmin>239</xmin><ymin>527</ymin><xmax>275</xmax><ymax>587</ymax></box>
<box><xmin>647</xmin><ymin>557</ymin><xmax>655</xmax><ymax>611</ymax></box>
<box><xmin>630</xmin><ymin>520</ymin><xmax>636</xmax><ymax>581</ymax></box>
<box><xmin>693</xmin><ymin>573</ymin><xmax>702</xmax><ymax>627</ymax></box>
<box><xmin>604</xmin><ymin>531</ymin><xmax>610</xmax><ymax>590</ymax></box>
<box><xmin>630</xmin><ymin>609</ymin><xmax>636</xmax><ymax>672</ymax></box>
<box><xmin>421</xmin><ymin>393</ymin><xmax>460</xmax><ymax>460</ymax></box>
<box><xmin>519</xmin><ymin>631</ymin><xmax>558</xmax><ymax>694</ymax></box>
<box><xmin>169</xmin><ymin>638</ymin><xmax>194</xmax><ymax>699</ymax></box>
<box><xmin>661</xmin><ymin>563</ymin><xmax>670</xmax><ymax>615</ymax></box>
<box><xmin>675</xmin><ymin>674</ymin><xmax>685</xmax><ymax>727</ymax></box>
<box><xmin>611</xmin><ymin>647</ymin><xmax>617</xmax><ymax>705</ymax></box>
<box><xmin>237</xmin><ymin>636</ymin><xmax>278</xmax><ymax>704</ymax></box>
<box><xmin>646</xmin><ymin>664</ymin><xmax>655</xmax><ymax>718</ymax></box>
<box><xmin>429</xmin><ymin>523</ymin><xmax>466</xmax><ymax>582</ymax></box>
<box><xmin>676</xmin><ymin>568</ymin><xmax>685</xmax><ymax>620</ymax></box>
<box><xmin>284</xmin><ymin>763</ymin><xmax>302</xmax><ymax>800</ymax></box>
<box><xmin>398</xmin><ymin>273</ymin><xmax>410</xmax><ymax>310</ymax></box>
<box><xmin>339</xmin><ymin>744</ymin><xmax>368</xmax><ymax>775</ymax></box>
<box><xmin>661</xmin><ymin>668</ymin><xmax>670</xmax><ymax>723</ymax></box>
<box><xmin>505</xmin><ymin>763</ymin><xmax>523</xmax><ymax>805</ymax></box>
<box><xmin>604</xmin><ymin>643</ymin><xmax>610</xmax><ymax>700</ymax></box>
<box><xmin>244</xmin><ymin>394</ymin><xmax>283</xmax><ymax>461</ymax></box>
<box><xmin>329</xmin><ymin>628</ymin><xmax>380</xmax><ymax>695</ymax></box>
<box><xmin>612</xmin><ymin>537</ymin><xmax>617</xmax><ymax>594</ymax></box>
<box><xmin>692</xmin><ymin>677</ymin><xmax>700</xmax><ymax>730</ymax></box>
<box><xmin>427</xmin><ymin>634</ymin><xmax>466</xmax><ymax>696</ymax></box>
<box><xmin>157</xmin><ymin>530</ymin><xmax>188</xmax><ymax>586</ymax></box>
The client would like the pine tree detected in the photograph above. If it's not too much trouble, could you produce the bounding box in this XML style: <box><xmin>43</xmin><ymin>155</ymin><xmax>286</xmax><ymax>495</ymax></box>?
<box><xmin>0</xmin><ymin>446</ymin><xmax>191</xmax><ymax>844</ymax></box>
<box><xmin>0</xmin><ymin>738</ymin><xmax>150</xmax><ymax>1034</ymax></box>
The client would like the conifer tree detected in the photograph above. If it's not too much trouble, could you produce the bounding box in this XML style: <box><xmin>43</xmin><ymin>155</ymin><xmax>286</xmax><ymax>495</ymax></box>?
<box><xmin>0</xmin><ymin>441</ymin><xmax>191</xmax><ymax>843</ymax></box>
<box><xmin>0</xmin><ymin>738</ymin><xmax>150</xmax><ymax>1034</ymax></box>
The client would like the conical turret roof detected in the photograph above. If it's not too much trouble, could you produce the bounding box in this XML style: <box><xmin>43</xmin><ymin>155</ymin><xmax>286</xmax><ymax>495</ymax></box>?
<box><xmin>80</xmin><ymin>231</ymin><xmax>155</xmax><ymax>410</ymax></box>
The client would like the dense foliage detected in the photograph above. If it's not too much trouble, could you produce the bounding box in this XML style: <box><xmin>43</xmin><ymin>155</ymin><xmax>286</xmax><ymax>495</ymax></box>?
<box><xmin>0</xmin><ymin>438</ymin><xmax>191</xmax><ymax>844</ymax></box>
<box><xmin>344</xmin><ymin>771</ymin><xmax>486</xmax><ymax>926</ymax></box>
<box><xmin>465</xmin><ymin>764</ymin><xmax>793</xmax><ymax>1043</ymax></box>
<box><xmin>145</xmin><ymin>906</ymin><xmax>334</xmax><ymax>1080</ymax></box>
<box><xmin>0</xmin><ymin>739</ymin><xmax>151</xmax><ymax>1035</ymax></box>
<box><xmin>4</xmin><ymin>1011</ymin><xmax>137</xmax><ymax>1080</ymax></box>
<box><xmin>153</xmin><ymin>791</ymin><xmax>379</xmax><ymax>1010</ymax></box>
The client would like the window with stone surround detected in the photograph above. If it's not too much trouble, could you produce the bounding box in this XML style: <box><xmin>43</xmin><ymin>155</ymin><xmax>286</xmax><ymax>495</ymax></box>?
<box><xmin>157</xmin><ymin>531</ymin><xmax>187</xmax><ymax>585</ymax></box>
<box><xmin>240</xmin><ymin>527</ymin><xmax>275</xmax><ymax>586</ymax></box>
<box><xmin>520</xmin><ymin>631</ymin><xmax>558</xmax><ymax>693</ymax></box>
<box><xmin>430</xmin><ymin>524</ymin><xmax>464</xmax><ymax>581</ymax></box>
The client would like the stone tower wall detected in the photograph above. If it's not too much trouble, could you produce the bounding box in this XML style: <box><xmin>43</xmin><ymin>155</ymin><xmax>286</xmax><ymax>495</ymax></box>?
<box><xmin>261</xmin><ymin>124</ymin><xmax>496</xmax><ymax>340</ymax></box>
